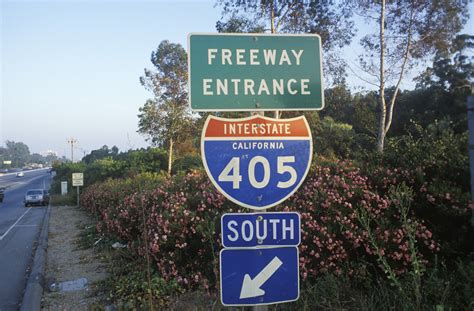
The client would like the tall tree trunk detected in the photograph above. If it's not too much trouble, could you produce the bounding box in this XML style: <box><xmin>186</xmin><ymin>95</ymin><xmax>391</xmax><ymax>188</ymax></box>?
<box><xmin>376</xmin><ymin>0</ymin><xmax>386</xmax><ymax>153</ymax></box>
<box><xmin>384</xmin><ymin>5</ymin><xmax>414</xmax><ymax>138</ymax></box>
<box><xmin>167</xmin><ymin>137</ymin><xmax>173</xmax><ymax>175</ymax></box>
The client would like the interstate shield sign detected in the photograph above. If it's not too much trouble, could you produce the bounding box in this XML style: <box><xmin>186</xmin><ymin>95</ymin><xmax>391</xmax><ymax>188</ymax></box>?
<box><xmin>201</xmin><ymin>115</ymin><xmax>312</xmax><ymax>210</ymax></box>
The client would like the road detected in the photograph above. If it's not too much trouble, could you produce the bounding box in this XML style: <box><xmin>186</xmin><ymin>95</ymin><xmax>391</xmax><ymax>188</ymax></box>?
<box><xmin>0</xmin><ymin>169</ymin><xmax>51</xmax><ymax>311</ymax></box>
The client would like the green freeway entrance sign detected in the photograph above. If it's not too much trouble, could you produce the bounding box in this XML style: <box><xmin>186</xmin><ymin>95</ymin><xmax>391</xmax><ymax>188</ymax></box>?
<box><xmin>188</xmin><ymin>33</ymin><xmax>324</xmax><ymax>111</ymax></box>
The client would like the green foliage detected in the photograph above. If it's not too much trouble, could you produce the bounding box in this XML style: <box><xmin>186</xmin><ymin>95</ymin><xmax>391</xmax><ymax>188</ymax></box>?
<box><xmin>353</xmin><ymin>0</ymin><xmax>469</xmax><ymax>152</ymax></box>
<box><xmin>80</xmin><ymin>158</ymin><xmax>473</xmax><ymax>309</ymax></box>
<box><xmin>120</xmin><ymin>148</ymin><xmax>167</xmax><ymax>175</ymax></box>
<box><xmin>283</xmin><ymin>259</ymin><xmax>474</xmax><ymax>310</ymax></box>
<box><xmin>84</xmin><ymin>158</ymin><xmax>127</xmax><ymax>184</ymax></box>
<box><xmin>51</xmin><ymin>161</ymin><xmax>86</xmax><ymax>194</ymax></box>
<box><xmin>321</xmin><ymin>85</ymin><xmax>353</xmax><ymax>122</ymax></box>
<box><xmin>313</xmin><ymin>116</ymin><xmax>356</xmax><ymax>159</ymax></box>
<box><xmin>216</xmin><ymin>0</ymin><xmax>355</xmax><ymax>85</ymax></box>
<box><xmin>50</xmin><ymin>193</ymin><xmax>77</xmax><ymax>206</ymax></box>
<box><xmin>82</xmin><ymin>145</ymin><xmax>119</xmax><ymax>164</ymax></box>
<box><xmin>359</xmin><ymin>121</ymin><xmax>472</xmax><ymax>260</ymax></box>
<box><xmin>90</xmin><ymin>237</ymin><xmax>184</xmax><ymax>310</ymax></box>
<box><xmin>217</xmin><ymin>0</ymin><xmax>354</xmax><ymax>50</ymax></box>
<box><xmin>0</xmin><ymin>140</ymin><xmax>58</xmax><ymax>168</ymax></box>
<box><xmin>171</xmin><ymin>154</ymin><xmax>202</xmax><ymax>174</ymax></box>
<box><xmin>106</xmin><ymin>265</ymin><xmax>183</xmax><ymax>309</ymax></box>
<box><xmin>139</xmin><ymin>40</ymin><xmax>196</xmax><ymax>174</ymax></box>
<box><xmin>384</xmin><ymin>121</ymin><xmax>469</xmax><ymax>192</ymax></box>
<box><xmin>3</xmin><ymin>140</ymin><xmax>30</xmax><ymax>167</ymax></box>
<box><xmin>51</xmin><ymin>148</ymin><xmax>168</xmax><ymax>194</ymax></box>
<box><xmin>215</xmin><ymin>16</ymin><xmax>265</xmax><ymax>33</ymax></box>
<box><xmin>417</xmin><ymin>34</ymin><xmax>473</xmax><ymax>93</ymax></box>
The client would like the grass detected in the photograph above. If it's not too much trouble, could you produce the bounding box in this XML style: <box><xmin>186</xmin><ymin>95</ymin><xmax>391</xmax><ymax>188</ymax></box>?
<box><xmin>50</xmin><ymin>193</ymin><xmax>77</xmax><ymax>206</ymax></box>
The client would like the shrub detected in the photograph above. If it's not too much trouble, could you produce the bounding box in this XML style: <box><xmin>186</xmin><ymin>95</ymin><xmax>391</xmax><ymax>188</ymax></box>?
<box><xmin>81</xmin><ymin>162</ymin><xmax>443</xmax><ymax>298</ymax></box>
<box><xmin>284</xmin><ymin>164</ymin><xmax>438</xmax><ymax>282</ymax></box>
<box><xmin>51</xmin><ymin>162</ymin><xmax>85</xmax><ymax>194</ymax></box>
<box><xmin>171</xmin><ymin>154</ymin><xmax>203</xmax><ymax>174</ymax></box>
<box><xmin>360</xmin><ymin>122</ymin><xmax>472</xmax><ymax>259</ymax></box>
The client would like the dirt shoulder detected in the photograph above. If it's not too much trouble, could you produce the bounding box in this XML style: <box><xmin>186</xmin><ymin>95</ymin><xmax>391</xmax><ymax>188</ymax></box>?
<box><xmin>41</xmin><ymin>205</ymin><xmax>108</xmax><ymax>310</ymax></box>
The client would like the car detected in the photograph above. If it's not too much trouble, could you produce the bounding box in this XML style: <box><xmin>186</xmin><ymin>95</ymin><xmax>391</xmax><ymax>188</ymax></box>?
<box><xmin>24</xmin><ymin>189</ymin><xmax>50</xmax><ymax>207</ymax></box>
<box><xmin>0</xmin><ymin>187</ymin><xmax>5</xmax><ymax>203</ymax></box>
<box><xmin>16</xmin><ymin>172</ymin><xmax>24</xmax><ymax>177</ymax></box>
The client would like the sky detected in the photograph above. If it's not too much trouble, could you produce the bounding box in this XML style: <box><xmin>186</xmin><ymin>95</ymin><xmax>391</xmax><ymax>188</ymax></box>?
<box><xmin>1</xmin><ymin>0</ymin><xmax>221</xmax><ymax>158</ymax></box>
<box><xmin>1</xmin><ymin>0</ymin><xmax>473</xmax><ymax>159</ymax></box>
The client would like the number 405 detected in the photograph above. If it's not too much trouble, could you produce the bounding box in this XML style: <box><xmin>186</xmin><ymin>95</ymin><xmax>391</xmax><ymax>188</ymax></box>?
<box><xmin>218</xmin><ymin>156</ymin><xmax>297</xmax><ymax>190</ymax></box>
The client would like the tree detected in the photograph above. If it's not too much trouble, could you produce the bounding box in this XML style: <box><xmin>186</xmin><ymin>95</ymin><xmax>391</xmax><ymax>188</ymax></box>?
<box><xmin>408</xmin><ymin>34</ymin><xmax>474</xmax><ymax>132</ymax></box>
<box><xmin>138</xmin><ymin>40</ymin><xmax>194</xmax><ymax>175</ymax></box>
<box><xmin>417</xmin><ymin>34</ymin><xmax>473</xmax><ymax>93</ymax></box>
<box><xmin>216</xmin><ymin>15</ymin><xmax>265</xmax><ymax>33</ymax></box>
<box><xmin>43</xmin><ymin>152</ymin><xmax>58</xmax><ymax>166</ymax></box>
<box><xmin>321</xmin><ymin>84</ymin><xmax>354</xmax><ymax>123</ymax></box>
<box><xmin>216</xmin><ymin>0</ymin><xmax>355</xmax><ymax>86</ymax></box>
<box><xmin>82</xmin><ymin>145</ymin><xmax>120</xmax><ymax>164</ymax></box>
<box><xmin>351</xmin><ymin>0</ymin><xmax>469</xmax><ymax>152</ymax></box>
<box><xmin>30</xmin><ymin>153</ymin><xmax>46</xmax><ymax>164</ymax></box>
<box><xmin>3</xmin><ymin>141</ymin><xmax>30</xmax><ymax>167</ymax></box>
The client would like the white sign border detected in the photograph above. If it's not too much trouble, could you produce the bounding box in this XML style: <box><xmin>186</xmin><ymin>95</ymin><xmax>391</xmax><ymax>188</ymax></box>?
<box><xmin>219</xmin><ymin>246</ymin><xmax>300</xmax><ymax>307</ymax></box>
<box><xmin>72</xmin><ymin>173</ymin><xmax>84</xmax><ymax>187</ymax></box>
<box><xmin>201</xmin><ymin>114</ymin><xmax>313</xmax><ymax>210</ymax></box>
<box><xmin>220</xmin><ymin>212</ymin><xmax>301</xmax><ymax>248</ymax></box>
<box><xmin>187</xmin><ymin>32</ymin><xmax>325</xmax><ymax>112</ymax></box>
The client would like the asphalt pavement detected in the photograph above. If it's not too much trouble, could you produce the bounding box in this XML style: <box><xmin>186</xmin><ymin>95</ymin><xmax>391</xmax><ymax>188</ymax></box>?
<box><xmin>0</xmin><ymin>169</ymin><xmax>51</xmax><ymax>311</ymax></box>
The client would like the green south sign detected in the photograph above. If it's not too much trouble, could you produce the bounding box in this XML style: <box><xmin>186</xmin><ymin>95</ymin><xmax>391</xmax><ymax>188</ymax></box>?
<box><xmin>188</xmin><ymin>33</ymin><xmax>324</xmax><ymax>111</ymax></box>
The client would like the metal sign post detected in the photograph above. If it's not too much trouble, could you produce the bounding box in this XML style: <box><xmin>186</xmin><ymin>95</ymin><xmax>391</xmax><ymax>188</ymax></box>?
<box><xmin>200</xmin><ymin>115</ymin><xmax>311</xmax><ymax>306</ymax></box>
<box><xmin>189</xmin><ymin>32</ymin><xmax>324</xmax><ymax>309</ymax></box>
<box><xmin>72</xmin><ymin>173</ymin><xmax>84</xmax><ymax>207</ymax></box>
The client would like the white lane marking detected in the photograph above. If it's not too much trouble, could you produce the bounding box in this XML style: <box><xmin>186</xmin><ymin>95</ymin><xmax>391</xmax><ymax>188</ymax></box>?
<box><xmin>1</xmin><ymin>174</ymin><xmax>48</xmax><ymax>191</ymax></box>
<box><xmin>0</xmin><ymin>207</ymin><xmax>32</xmax><ymax>240</ymax></box>
<box><xmin>0</xmin><ymin>168</ymin><xmax>50</xmax><ymax>178</ymax></box>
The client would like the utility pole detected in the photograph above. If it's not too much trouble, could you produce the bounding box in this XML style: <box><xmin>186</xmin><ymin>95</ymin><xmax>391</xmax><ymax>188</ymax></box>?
<box><xmin>67</xmin><ymin>138</ymin><xmax>77</xmax><ymax>162</ymax></box>
<box><xmin>467</xmin><ymin>86</ymin><xmax>474</xmax><ymax>226</ymax></box>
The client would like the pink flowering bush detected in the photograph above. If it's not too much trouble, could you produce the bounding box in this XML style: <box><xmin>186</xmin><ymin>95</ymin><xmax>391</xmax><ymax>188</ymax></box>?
<box><xmin>80</xmin><ymin>161</ymin><xmax>448</xmax><ymax>296</ymax></box>
<box><xmin>282</xmin><ymin>163</ymin><xmax>439</xmax><ymax>281</ymax></box>
<box><xmin>364</xmin><ymin>163</ymin><xmax>471</xmax><ymax>259</ymax></box>
<box><xmin>363</xmin><ymin>123</ymin><xmax>472</xmax><ymax>258</ymax></box>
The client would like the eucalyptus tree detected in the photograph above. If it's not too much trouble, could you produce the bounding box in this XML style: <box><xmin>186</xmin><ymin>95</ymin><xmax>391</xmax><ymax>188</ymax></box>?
<box><xmin>138</xmin><ymin>40</ymin><xmax>194</xmax><ymax>175</ymax></box>
<box><xmin>351</xmin><ymin>0</ymin><xmax>469</xmax><ymax>152</ymax></box>
<box><xmin>2</xmin><ymin>141</ymin><xmax>31</xmax><ymax>167</ymax></box>
<box><xmin>216</xmin><ymin>0</ymin><xmax>355</xmax><ymax>86</ymax></box>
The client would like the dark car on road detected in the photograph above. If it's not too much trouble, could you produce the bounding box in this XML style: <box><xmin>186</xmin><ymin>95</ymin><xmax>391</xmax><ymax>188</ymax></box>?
<box><xmin>24</xmin><ymin>189</ymin><xmax>50</xmax><ymax>207</ymax></box>
<box><xmin>0</xmin><ymin>187</ymin><xmax>4</xmax><ymax>203</ymax></box>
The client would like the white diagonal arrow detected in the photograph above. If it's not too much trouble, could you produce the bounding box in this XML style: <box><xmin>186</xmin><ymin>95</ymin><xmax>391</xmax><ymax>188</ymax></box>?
<box><xmin>239</xmin><ymin>256</ymin><xmax>283</xmax><ymax>299</ymax></box>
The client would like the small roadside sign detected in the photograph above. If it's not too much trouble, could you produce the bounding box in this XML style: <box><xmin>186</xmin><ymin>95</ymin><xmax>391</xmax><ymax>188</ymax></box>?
<box><xmin>61</xmin><ymin>181</ymin><xmax>68</xmax><ymax>195</ymax></box>
<box><xmin>220</xmin><ymin>246</ymin><xmax>299</xmax><ymax>306</ymax></box>
<box><xmin>221</xmin><ymin>212</ymin><xmax>300</xmax><ymax>248</ymax></box>
<box><xmin>201</xmin><ymin>114</ymin><xmax>312</xmax><ymax>210</ymax></box>
<box><xmin>188</xmin><ymin>33</ymin><xmax>324</xmax><ymax>111</ymax></box>
<box><xmin>72</xmin><ymin>173</ymin><xmax>83</xmax><ymax>187</ymax></box>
